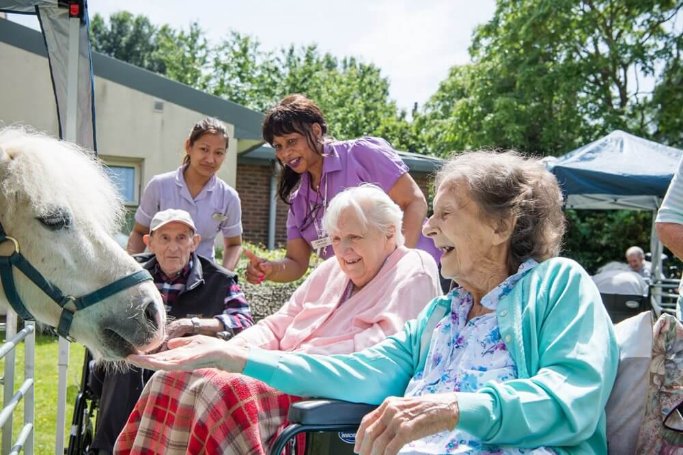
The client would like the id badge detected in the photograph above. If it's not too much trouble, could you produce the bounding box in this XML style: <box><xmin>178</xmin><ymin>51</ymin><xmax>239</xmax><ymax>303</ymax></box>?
<box><xmin>212</xmin><ymin>212</ymin><xmax>227</xmax><ymax>222</ymax></box>
<box><xmin>311</xmin><ymin>236</ymin><xmax>332</xmax><ymax>250</ymax></box>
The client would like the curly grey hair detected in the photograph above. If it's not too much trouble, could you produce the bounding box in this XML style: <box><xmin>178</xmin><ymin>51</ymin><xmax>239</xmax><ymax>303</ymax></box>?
<box><xmin>435</xmin><ymin>150</ymin><xmax>566</xmax><ymax>273</ymax></box>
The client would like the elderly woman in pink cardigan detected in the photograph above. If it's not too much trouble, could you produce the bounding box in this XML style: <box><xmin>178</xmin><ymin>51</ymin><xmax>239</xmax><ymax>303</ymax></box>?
<box><xmin>115</xmin><ymin>184</ymin><xmax>441</xmax><ymax>455</ymax></box>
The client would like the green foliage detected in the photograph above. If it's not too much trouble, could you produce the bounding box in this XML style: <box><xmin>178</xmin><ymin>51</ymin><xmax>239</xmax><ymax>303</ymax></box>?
<box><xmin>155</xmin><ymin>22</ymin><xmax>211</xmax><ymax>88</ymax></box>
<box><xmin>651</xmin><ymin>32</ymin><xmax>683</xmax><ymax>147</ymax></box>
<box><xmin>89</xmin><ymin>14</ymin><xmax>414</xmax><ymax>150</ymax></box>
<box><xmin>562</xmin><ymin>209</ymin><xmax>653</xmax><ymax>273</ymax></box>
<box><xmin>90</xmin><ymin>6</ymin><xmax>683</xmax><ymax>279</ymax></box>
<box><xmin>415</xmin><ymin>0</ymin><xmax>683</xmax><ymax>156</ymax></box>
<box><xmin>90</xmin><ymin>12</ymin><xmax>164</xmax><ymax>73</ymax></box>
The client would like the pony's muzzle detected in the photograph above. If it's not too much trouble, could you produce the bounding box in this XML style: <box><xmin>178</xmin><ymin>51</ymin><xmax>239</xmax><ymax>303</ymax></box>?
<box><xmin>143</xmin><ymin>298</ymin><xmax>161</xmax><ymax>331</ymax></box>
<box><xmin>140</xmin><ymin>295</ymin><xmax>167</xmax><ymax>350</ymax></box>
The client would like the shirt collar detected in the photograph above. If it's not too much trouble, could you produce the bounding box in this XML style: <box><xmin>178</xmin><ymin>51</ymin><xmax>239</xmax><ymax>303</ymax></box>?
<box><xmin>479</xmin><ymin>258</ymin><xmax>538</xmax><ymax>310</ymax></box>
<box><xmin>321</xmin><ymin>143</ymin><xmax>342</xmax><ymax>173</ymax></box>
<box><xmin>175</xmin><ymin>165</ymin><xmax>218</xmax><ymax>193</ymax></box>
<box><xmin>153</xmin><ymin>257</ymin><xmax>193</xmax><ymax>283</ymax></box>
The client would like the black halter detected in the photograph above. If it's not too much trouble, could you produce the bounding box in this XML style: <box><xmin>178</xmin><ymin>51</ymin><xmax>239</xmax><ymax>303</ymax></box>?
<box><xmin>0</xmin><ymin>221</ymin><xmax>153</xmax><ymax>339</ymax></box>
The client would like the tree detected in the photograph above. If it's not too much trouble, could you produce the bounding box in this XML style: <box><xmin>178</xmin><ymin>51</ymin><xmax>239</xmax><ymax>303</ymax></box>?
<box><xmin>90</xmin><ymin>12</ymin><xmax>414</xmax><ymax>149</ymax></box>
<box><xmin>154</xmin><ymin>22</ymin><xmax>210</xmax><ymax>89</ymax></box>
<box><xmin>207</xmin><ymin>31</ymin><xmax>282</xmax><ymax>112</ymax></box>
<box><xmin>91</xmin><ymin>13</ymin><xmax>211</xmax><ymax>87</ymax></box>
<box><xmin>416</xmin><ymin>0</ymin><xmax>683</xmax><ymax>157</ymax></box>
<box><xmin>651</xmin><ymin>32</ymin><xmax>683</xmax><ymax>147</ymax></box>
<box><xmin>90</xmin><ymin>12</ymin><xmax>164</xmax><ymax>74</ymax></box>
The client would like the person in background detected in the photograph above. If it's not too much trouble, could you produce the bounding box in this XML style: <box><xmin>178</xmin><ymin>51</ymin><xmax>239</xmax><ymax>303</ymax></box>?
<box><xmin>244</xmin><ymin>94</ymin><xmax>444</xmax><ymax>288</ymax></box>
<box><xmin>656</xmin><ymin>155</ymin><xmax>683</xmax><ymax>320</ymax></box>
<box><xmin>127</xmin><ymin>117</ymin><xmax>242</xmax><ymax>271</ymax></box>
<box><xmin>625</xmin><ymin>246</ymin><xmax>651</xmax><ymax>282</ymax></box>
<box><xmin>93</xmin><ymin>209</ymin><xmax>253</xmax><ymax>454</ymax></box>
<box><xmin>115</xmin><ymin>185</ymin><xmax>441</xmax><ymax>454</ymax></box>
<box><xmin>129</xmin><ymin>151</ymin><xmax>618</xmax><ymax>454</ymax></box>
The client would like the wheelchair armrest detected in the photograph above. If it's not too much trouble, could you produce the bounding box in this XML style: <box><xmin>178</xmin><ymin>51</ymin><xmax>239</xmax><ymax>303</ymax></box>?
<box><xmin>288</xmin><ymin>399</ymin><xmax>378</xmax><ymax>425</ymax></box>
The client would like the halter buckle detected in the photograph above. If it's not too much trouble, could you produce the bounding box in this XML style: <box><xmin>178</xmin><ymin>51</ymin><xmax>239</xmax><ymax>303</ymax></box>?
<box><xmin>59</xmin><ymin>295</ymin><xmax>78</xmax><ymax>312</ymax></box>
<box><xmin>0</xmin><ymin>235</ymin><xmax>19</xmax><ymax>256</ymax></box>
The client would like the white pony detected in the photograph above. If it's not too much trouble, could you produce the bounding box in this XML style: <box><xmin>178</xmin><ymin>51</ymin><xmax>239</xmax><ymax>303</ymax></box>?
<box><xmin>0</xmin><ymin>127</ymin><xmax>165</xmax><ymax>360</ymax></box>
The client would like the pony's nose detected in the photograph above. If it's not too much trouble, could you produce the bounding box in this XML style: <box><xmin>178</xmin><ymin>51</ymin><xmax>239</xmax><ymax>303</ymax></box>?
<box><xmin>143</xmin><ymin>299</ymin><xmax>160</xmax><ymax>331</ymax></box>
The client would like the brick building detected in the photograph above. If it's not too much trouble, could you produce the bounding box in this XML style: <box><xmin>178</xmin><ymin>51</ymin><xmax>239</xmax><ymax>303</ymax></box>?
<box><xmin>237</xmin><ymin>146</ymin><xmax>443</xmax><ymax>248</ymax></box>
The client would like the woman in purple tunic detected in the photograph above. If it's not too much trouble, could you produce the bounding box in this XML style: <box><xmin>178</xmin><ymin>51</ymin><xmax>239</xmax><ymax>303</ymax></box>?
<box><xmin>245</xmin><ymin>94</ymin><xmax>440</xmax><ymax>285</ymax></box>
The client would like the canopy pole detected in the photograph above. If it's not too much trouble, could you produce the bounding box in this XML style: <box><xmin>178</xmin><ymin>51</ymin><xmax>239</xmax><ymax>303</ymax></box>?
<box><xmin>55</xmin><ymin>11</ymin><xmax>82</xmax><ymax>455</ymax></box>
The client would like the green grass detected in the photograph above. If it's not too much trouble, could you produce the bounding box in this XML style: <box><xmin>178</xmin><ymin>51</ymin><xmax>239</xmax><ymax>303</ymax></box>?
<box><xmin>0</xmin><ymin>331</ymin><xmax>85</xmax><ymax>454</ymax></box>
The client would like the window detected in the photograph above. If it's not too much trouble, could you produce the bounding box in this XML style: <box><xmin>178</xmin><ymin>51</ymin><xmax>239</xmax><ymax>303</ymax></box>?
<box><xmin>104</xmin><ymin>163</ymin><xmax>139</xmax><ymax>206</ymax></box>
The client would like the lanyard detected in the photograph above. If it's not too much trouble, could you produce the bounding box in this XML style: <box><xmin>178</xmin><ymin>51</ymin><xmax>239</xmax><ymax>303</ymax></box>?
<box><xmin>308</xmin><ymin>174</ymin><xmax>331</xmax><ymax>257</ymax></box>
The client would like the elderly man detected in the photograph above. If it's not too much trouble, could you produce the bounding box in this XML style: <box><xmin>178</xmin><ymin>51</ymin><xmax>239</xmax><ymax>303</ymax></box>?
<box><xmin>92</xmin><ymin>208</ymin><xmax>254</xmax><ymax>454</ymax></box>
<box><xmin>625</xmin><ymin>246</ymin><xmax>652</xmax><ymax>282</ymax></box>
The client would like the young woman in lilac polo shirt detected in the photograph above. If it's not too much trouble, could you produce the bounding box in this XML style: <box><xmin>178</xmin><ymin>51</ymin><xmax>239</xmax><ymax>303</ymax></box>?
<box><xmin>245</xmin><ymin>94</ymin><xmax>442</xmax><ymax>286</ymax></box>
<box><xmin>127</xmin><ymin>118</ymin><xmax>243</xmax><ymax>271</ymax></box>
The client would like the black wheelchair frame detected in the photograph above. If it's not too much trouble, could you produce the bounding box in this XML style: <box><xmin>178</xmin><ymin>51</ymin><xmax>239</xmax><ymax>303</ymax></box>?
<box><xmin>269</xmin><ymin>400</ymin><xmax>377</xmax><ymax>455</ymax></box>
<box><xmin>66</xmin><ymin>349</ymin><xmax>100</xmax><ymax>455</ymax></box>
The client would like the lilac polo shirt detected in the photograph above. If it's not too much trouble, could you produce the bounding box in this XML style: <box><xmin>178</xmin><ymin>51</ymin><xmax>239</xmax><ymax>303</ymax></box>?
<box><xmin>286</xmin><ymin>137</ymin><xmax>441</xmax><ymax>263</ymax></box>
<box><xmin>135</xmin><ymin>166</ymin><xmax>242</xmax><ymax>261</ymax></box>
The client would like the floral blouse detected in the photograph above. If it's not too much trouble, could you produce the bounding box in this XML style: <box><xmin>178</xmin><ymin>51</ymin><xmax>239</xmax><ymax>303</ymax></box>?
<box><xmin>401</xmin><ymin>259</ymin><xmax>555</xmax><ymax>454</ymax></box>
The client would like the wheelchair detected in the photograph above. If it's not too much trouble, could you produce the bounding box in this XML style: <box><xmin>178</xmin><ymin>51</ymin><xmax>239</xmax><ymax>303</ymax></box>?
<box><xmin>600</xmin><ymin>292</ymin><xmax>648</xmax><ymax>324</ymax></box>
<box><xmin>269</xmin><ymin>399</ymin><xmax>377</xmax><ymax>455</ymax></box>
<box><xmin>66</xmin><ymin>349</ymin><xmax>101</xmax><ymax>455</ymax></box>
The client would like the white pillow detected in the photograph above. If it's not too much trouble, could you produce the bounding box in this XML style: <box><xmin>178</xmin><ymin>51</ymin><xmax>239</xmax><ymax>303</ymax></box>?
<box><xmin>606</xmin><ymin>311</ymin><xmax>653</xmax><ymax>454</ymax></box>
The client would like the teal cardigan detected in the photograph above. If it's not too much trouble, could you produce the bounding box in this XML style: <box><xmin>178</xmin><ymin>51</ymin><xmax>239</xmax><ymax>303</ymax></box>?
<box><xmin>245</xmin><ymin>257</ymin><xmax>619</xmax><ymax>453</ymax></box>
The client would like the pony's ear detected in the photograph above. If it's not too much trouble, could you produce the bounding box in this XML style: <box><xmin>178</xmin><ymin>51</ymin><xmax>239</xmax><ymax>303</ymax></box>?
<box><xmin>0</xmin><ymin>144</ymin><xmax>17</xmax><ymax>163</ymax></box>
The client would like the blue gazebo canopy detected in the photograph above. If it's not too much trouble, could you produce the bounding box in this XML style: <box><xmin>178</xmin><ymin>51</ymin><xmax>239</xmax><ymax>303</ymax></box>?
<box><xmin>547</xmin><ymin>130</ymin><xmax>683</xmax><ymax>211</ymax></box>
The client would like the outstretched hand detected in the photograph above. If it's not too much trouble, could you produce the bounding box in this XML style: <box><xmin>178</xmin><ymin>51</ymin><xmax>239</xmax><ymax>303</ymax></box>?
<box><xmin>354</xmin><ymin>394</ymin><xmax>460</xmax><ymax>455</ymax></box>
<box><xmin>127</xmin><ymin>335</ymin><xmax>249</xmax><ymax>373</ymax></box>
<box><xmin>244</xmin><ymin>249</ymin><xmax>274</xmax><ymax>284</ymax></box>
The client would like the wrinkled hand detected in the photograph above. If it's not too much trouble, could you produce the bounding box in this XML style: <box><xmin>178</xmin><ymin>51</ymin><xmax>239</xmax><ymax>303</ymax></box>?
<box><xmin>354</xmin><ymin>394</ymin><xmax>460</xmax><ymax>455</ymax></box>
<box><xmin>244</xmin><ymin>249</ymin><xmax>274</xmax><ymax>284</ymax></box>
<box><xmin>127</xmin><ymin>335</ymin><xmax>249</xmax><ymax>373</ymax></box>
<box><xmin>166</xmin><ymin>318</ymin><xmax>193</xmax><ymax>340</ymax></box>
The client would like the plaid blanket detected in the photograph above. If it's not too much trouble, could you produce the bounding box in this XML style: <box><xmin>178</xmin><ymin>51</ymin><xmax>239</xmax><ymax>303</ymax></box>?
<box><xmin>114</xmin><ymin>369</ymin><xmax>302</xmax><ymax>455</ymax></box>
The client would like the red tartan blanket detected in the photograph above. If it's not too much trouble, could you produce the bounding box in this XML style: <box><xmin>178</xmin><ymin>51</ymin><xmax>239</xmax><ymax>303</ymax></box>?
<box><xmin>114</xmin><ymin>369</ymin><xmax>302</xmax><ymax>455</ymax></box>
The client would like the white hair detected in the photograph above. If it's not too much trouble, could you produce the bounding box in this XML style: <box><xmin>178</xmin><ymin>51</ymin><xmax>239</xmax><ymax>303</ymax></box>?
<box><xmin>625</xmin><ymin>246</ymin><xmax>645</xmax><ymax>258</ymax></box>
<box><xmin>322</xmin><ymin>183</ymin><xmax>404</xmax><ymax>245</ymax></box>
<box><xmin>0</xmin><ymin>126</ymin><xmax>124</xmax><ymax>235</ymax></box>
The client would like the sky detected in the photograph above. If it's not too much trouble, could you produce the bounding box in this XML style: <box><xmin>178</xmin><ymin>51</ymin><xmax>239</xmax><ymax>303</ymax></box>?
<box><xmin>8</xmin><ymin>0</ymin><xmax>497</xmax><ymax>111</ymax></box>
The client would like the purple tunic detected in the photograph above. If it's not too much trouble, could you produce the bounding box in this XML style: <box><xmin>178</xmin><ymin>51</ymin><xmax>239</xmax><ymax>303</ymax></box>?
<box><xmin>135</xmin><ymin>166</ymin><xmax>242</xmax><ymax>262</ymax></box>
<box><xmin>286</xmin><ymin>136</ymin><xmax>440</xmax><ymax>263</ymax></box>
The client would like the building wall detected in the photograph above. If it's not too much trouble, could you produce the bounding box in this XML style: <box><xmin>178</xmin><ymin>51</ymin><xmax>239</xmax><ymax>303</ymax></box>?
<box><xmin>236</xmin><ymin>163</ymin><xmax>288</xmax><ymax>247</ymax></box>
<box><xmin>0</xmin><ymin>41</ymin><xmax>238</xmax><ymax>207</ymax></box>
<box><xmin>235</xmin><ymin>163</ymin><xmax>437</xmax><ymax>247</ymax></box>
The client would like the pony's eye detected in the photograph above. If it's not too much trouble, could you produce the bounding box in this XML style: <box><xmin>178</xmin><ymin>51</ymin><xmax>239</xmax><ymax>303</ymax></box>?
<box><xmin>37</xmin><ymin>208</ymin><xmax>73</xmax><ymax>231</ymax></box>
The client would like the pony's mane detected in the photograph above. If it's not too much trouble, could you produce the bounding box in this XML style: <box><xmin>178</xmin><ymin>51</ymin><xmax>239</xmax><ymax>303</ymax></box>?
<box><xmin>0</xmin><ymin>126</ymin><xmax>124</xmax><ymax>235</ymax></box>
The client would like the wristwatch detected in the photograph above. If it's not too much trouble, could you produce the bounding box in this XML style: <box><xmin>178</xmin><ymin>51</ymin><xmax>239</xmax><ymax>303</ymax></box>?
<box><xmin>190</xmin><ymin>317</ymin><xmax>201</xmax><ymax>335</ymax></box>
<box><xmin>216</xmin><ymin>328</ymin><xmax>234</xmax><ymax>341</ymax></box>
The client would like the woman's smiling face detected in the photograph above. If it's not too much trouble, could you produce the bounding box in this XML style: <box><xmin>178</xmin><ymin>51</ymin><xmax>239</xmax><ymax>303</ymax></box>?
<box><xmin>185</xmin><ymin>133</ymin><xmax>227</xmax><ymax>178</ymax></box>
<box><xmin>423</xmin><ymin>181</ymin><xmax>503</xmax><ymax>288</ymax></box>
<box><xmin>330</xmin><ymin>207</ymin><xmax>396</xmax><ymax>289</ymax></box>
<box><xmin>271</xmin><ymin>126</ymin><xmax>322</xmax><ymax>175</ymax></box>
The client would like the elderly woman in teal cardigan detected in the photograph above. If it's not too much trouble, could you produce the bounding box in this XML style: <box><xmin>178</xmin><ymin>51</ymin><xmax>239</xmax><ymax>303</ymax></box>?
<box><xmin>129</xmin><ymin>150</ymin><xmax>619</xmax><ymax>454</ymax></box>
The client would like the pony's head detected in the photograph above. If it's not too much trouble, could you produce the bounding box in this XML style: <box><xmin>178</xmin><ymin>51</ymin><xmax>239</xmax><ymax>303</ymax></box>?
<box><xmin>0</xmin><ymin>127</ymin><xmax>166</xmax><ymax>360</ymax></box>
